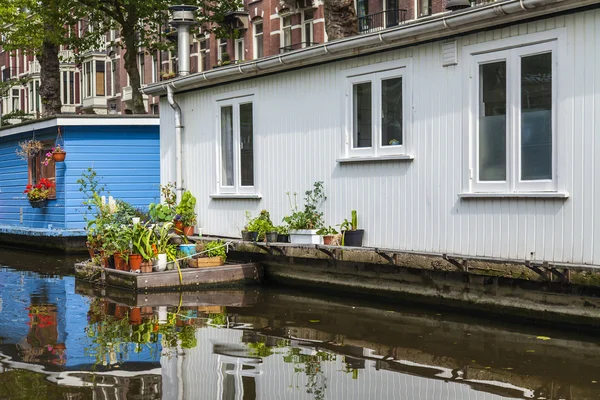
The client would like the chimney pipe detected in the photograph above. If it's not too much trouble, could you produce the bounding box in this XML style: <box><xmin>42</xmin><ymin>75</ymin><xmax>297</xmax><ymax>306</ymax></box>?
<box><xmin>169</xmin><ymin>5</ymin><xmax>198</xmax><ymax>77</ymax></box>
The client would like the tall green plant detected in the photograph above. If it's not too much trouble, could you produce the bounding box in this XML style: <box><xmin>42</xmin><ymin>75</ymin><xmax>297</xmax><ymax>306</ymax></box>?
<box><xmin>283</xmin><ymin>182</ymin><xmax>327</xmax><ymax>230</ymax></box>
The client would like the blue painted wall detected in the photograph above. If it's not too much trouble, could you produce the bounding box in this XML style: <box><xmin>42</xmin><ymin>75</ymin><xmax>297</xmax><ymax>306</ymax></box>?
<box><xmin>0</xmin><ymin>120</ymin><xmax>160</xmax><ymax>231</ymax></box>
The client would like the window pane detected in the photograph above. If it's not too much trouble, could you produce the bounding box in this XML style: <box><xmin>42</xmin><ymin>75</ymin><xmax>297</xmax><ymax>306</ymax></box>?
<box><xmin>479</xmin><ymin>61</ymin><xmax>507</xmax><ymax>181</ymax></box>
<box><xmin>381</xmin><ymin>77</ymin><xmax>402</xmax><ymax>146</ymax></box>
<box><xmin>239</xmin><ymin>103</ymin><xmax>254</xmax><ymax>186</ymax></box>
<box><xmin>353</xmin><ymin>82</ymin><xmax>372</xmax><ymax>148</ymax></box>
<box><xmin>521</xmin><ymin>52</ymin><xmax>552</xmax><ymax>181</ymax></box>
<box><xmin>96</xmin><ymin>61</ymin><xmax>105</xmax><ymax>96</ymax></box>
<box><xmin>220</xmin><ymin>106</ymin><xmax>234</xmax><ymax>186</ymax></box>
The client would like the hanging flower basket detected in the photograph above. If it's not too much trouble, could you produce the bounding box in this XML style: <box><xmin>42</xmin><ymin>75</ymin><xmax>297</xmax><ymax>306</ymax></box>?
<box><xmin>29</xmin><ymin>199</ymin><xmax>48</xmax><ymax>209</ymax></box>
<box><xmin>52</xmin><ymin>150</ymin><xmax>67</xmax><ymax>162</ymax></box>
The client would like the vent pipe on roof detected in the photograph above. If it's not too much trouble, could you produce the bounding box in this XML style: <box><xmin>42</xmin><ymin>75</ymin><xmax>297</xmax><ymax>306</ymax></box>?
<box><xmin>446</xmin><ymin>0</ymin><xmax>472</xmax><ymax>11</ymax></box>
<box><xmin>169</xmin><ymin>5</ymin><xmax>198</xmax><ymax>77</ymax></box>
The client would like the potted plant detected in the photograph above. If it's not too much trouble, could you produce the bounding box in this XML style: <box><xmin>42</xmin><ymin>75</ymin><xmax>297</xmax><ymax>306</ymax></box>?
<box><xmin>276</xmin><ymin>225</ymin><xmax>290</xmax><ymax>243</ymax></box>
<box><xmin>16</xmin><ymin>139</ymin><xmax>43</xmax><ymax>161</ymax></box>
<box><xmin>153</xmin><ymin>222</ymin><xmax>177</xmax><ymax>271</ymax></box>
<box><xmin>283</xmin><ymin>182</ymin><xmax>326</xmax><ymax>244</ymax></box>
<box><xmin>128</xmin><ymin>223</ymin><xmax>148</xmax><ymax>272</ymax></box>
<box><xmin>242</xmin><ymin>211</ymin><xmax>259</xmax><ymax>241</ymax></box>
<box><xmin>189</xmin><ymin>240</ymin><xmax>227</xmax><ymax>268</ymax></box>
<box><xmin>113</xmin><ymin>225</ymin><xmax>133</xmax><ymax>271</ymax></box>
<box><xmin>338</xmin><ymin>210</ymin><xmax>364</xmax><ymax>247</ymax></box>
<box><xmin>133</xmin><ymin>223</ymin><xmax>156</xmax><ymax>273</ymax></box>
<box><xmin>243</xmin><ymin>210</ymin><xmax>273</xmax><ymax>242</ymax></box>
<box><xmin>316</xmin><ymin>226</ymin><xmax>338</xmax><ymax>245</ymax></box>
<box><xmin>175</xmin><ymin>190</ymin><xmax>197</xmax><ymax>236</ymax></box>
<box><xmin>44</xmin><ymin>144</ymin><xmax>66</xmax><ymax>164</ymax></box>
<box><xmin>23</xmin><ymin>178</ymin><xmax>55</xmax><ymax>208</ymax></box>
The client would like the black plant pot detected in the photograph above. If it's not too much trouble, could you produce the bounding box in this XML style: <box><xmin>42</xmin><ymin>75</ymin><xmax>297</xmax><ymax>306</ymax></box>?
<box><xmin>265</xmin><ymin>232</ymin><xmax>278</xmax><ymax>243</ymax></box>
<box><xmin>241</xmin><ymin>230</ymin><xmax>252</xmax><ymax>241</ymax></box>
<box><xmin>246</xmin><ymin>231</ymin><xmax>258</xmax><ymax>241</ymax></box>
<box><xmin>343</xmin><ymin>229</ymin><xmax>364</xmax><ymax>247</ymax></box>
<box><xmin>29</xmin><ymin>199</ymin><xmax>48</xmax><ymax>209</ymax></box>
<box><xmin>277</xmin><ymin>234</ymin><xmax>289</xmax><ymax>243</ymax></box>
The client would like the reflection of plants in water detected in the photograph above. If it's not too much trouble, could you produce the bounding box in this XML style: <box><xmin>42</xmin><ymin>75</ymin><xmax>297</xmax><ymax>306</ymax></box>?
<box><xmin>0</xmin><ymin>368</ymin><xmax>90</xmax><ymax>399</ymax></box>
<box><xmin>85</xmin><ymin>300</ymin><xmax>200</xmax><ymax>367</ymax></box>
<box><xmin>283</xmin><ymin>348</ymin><xmax>336</xmax><ymax>400</ymax></box>
<box><xmin>207</xmin><ymin>309</ymin><xmax>228</xmax><ymax>327</ymax></box>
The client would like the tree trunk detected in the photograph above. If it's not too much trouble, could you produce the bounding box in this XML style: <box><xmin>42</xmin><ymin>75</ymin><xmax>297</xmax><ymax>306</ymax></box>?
<box><xmin>122</xmin><ymin>25</ymin><xmax>146</xmax><ymax>114</ymax></box>
<box><xmin>323</xmin><ymin>0</ymin><xmax>358</xmax><ymax>40</ymax></box>
<box><xmin>39</xmin><ymin>39</ymin><xmax>62</xmax><ymax>117</ymax></box>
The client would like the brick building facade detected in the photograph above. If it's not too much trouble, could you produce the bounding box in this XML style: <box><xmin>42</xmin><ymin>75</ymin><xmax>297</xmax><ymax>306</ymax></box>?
<box><xmin>1</xmin><ymin>0</ymin><xmax>453</xmax><ymax>119</ymax></box>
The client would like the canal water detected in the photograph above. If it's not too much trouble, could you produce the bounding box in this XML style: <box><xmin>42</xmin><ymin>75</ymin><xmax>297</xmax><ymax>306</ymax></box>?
<box><xmin>0</xmin><ymin>249</ymin><xmax>599</xmax><ymax>399</ymax></box>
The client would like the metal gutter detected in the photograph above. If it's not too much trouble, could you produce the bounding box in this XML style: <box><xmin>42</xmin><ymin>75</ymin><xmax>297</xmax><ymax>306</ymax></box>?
<box><xmin>142</xmin><ymin>0</ymin><xmax>596</xmax><ymax>96</ymax></box>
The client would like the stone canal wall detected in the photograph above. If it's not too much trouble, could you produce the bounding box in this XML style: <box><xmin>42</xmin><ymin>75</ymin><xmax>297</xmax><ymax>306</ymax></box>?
<box><xmin>197</xmin><ymin>238</ymin><xmax>600</xmax><ymax>330</ymax></box>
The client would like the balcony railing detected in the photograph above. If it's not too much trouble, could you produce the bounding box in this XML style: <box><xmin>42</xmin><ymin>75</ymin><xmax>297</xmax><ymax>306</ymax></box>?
<box><xmin>358</xmin><ymin>9</ymin><xmax>407</xmax><ymax>34</ymax></box>
<box><xmin>279</xmin><ymin>42</ymin><xmax>320</xmax><ymax>53</ymax></box>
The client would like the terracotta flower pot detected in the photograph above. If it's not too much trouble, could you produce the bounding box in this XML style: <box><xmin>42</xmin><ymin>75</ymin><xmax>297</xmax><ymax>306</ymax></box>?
<box><xmin>140</xmin><ymin>261</ymin><xmax>153</xmax><ymax>273</ymax></box>
<box><xmin>129</xmin><ymin>254</ymin><xmax>143</xmax><ymax>271</ymax></box>
<box><xmin>174</xmin><ymin>220</ymin><xmax>184</xmax><ymax>234</ymax></box>
<box><xmin>52</xmin><ymin>151</ymin><xmax>66</xmax><ymax>162</ymax></box>
<box><xmin>183</xmin><ymin>226</ymin><xmax>194</xmax><ymax>236</ymax></box>
<box><xmin>114</xmin><ymin>252</ymin><xmax>128</xmax><ymax>271</ymax></box>
<box><xmin>129</xmin><ymin>307</ymin><xmax>142</xmax><ymax>325</ymax></box>
<box><xmin>323</xmin><ymin>235</ymin><xmax>335</xmax><ymax>245</ymax></box>
<box><xmin>114</xmin><ymin>305</ymin><xmax>128</xmax><ymax>320</ymax></box>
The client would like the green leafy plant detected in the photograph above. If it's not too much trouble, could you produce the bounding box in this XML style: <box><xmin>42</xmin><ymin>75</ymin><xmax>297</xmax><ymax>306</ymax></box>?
<box><xmin>338</xmin><ymin>210</ymin><xmax>358</xmax><ymax>246</ymax></box>
<box><xmin>316</xmin><ymin>226</ymin><xmax>338</xmax><ymax>236</ymax></box>
<box><xmin>202</xmin><ymin>240</ymin><xmax>227</xmax><ymax>262</ymax></box>
<box><xmin>245</xmin><ymin>210</ymin><xmax>274</xmax><ymax>240</ymax></box>
<box><xmin>275</xmin><ymin>225</ymin><xmax>289</xmax><ymax>235</ymax></box>
<box><xmin>149</xmin><ymin>202</ymin><xmax>175</xmax><ymax>223</ymax></box>
<box><xmin>154</xmin><ymin>222</ymin><xmax>178</xmax><ymax>261</ymax></box>
<box><xmin>175</xmin><ymin>190</ymin><xmax>197</xmax><ymax>226</ymax></box>
<box><xmin>132</xmin><ymin>223</ymin><xmax>155</xmax><ymax>260</ymax></box>
<box><xmin>283</xmin><ymin>182</ymin><xmax>326</xmax><ymax>230</ymax></box>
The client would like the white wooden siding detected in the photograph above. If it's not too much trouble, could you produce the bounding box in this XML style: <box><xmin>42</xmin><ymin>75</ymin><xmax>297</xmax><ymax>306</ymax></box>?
<box><xmin>160</xmin><ymin>9</ymin><xmax>600</xmax><ymax>266</ymax></box>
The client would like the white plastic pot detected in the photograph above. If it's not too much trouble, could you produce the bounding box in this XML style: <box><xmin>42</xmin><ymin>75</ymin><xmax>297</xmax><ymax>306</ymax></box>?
<box><xmin>154</xmin><ymin>253</ymin><xmax>167</xmax><ymax>271</ymax></box>
<box><xmin>157</xmin><ymin>306</ymin><xmax>168</xmax><ymax>324</ymax></box>
<box><xmin>288</xmin><ymin>229</ymin><xmax>323</xmax><ymax>244</ymax></box>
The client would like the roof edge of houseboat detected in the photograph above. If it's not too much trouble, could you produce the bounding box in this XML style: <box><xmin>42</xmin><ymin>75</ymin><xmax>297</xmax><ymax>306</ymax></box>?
<box><xmin>142</xmin><ymin>0</ymin><xmax>595</xmax><ymax>96</ymax></box>
<box><xmin>0</xmin><ymin>114</ymin><xmax>160</xmax><ymax>138</ymax></box>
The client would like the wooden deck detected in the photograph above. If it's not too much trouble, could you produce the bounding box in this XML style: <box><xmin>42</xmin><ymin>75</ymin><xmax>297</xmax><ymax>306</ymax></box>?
<box><xmin>74</xmin><ymin>261</ymin><xmax>263</xmax><ymax>292</ymax></box>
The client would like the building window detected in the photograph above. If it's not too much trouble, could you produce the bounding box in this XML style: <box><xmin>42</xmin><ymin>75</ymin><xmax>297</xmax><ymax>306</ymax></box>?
<box><xmin>138</xmin><ymin>53</ymin><xmax>145</xmax><ymax>85</ymax></box>
<box><xmin>218</xmin><ymin>39</ymin><xmax>228</xmax><ymax>63</ymax></box>
<box><xmin>96</xmin><ymin>61</ymin><xmax>105</xmax><ymax>96</ymax></box>
<box><xmin>199</xmin><ymin>38</ymin><xmax>208</xmax><ymax>72</ymax></box>
<box><xmin>29</xmin><ymin>145</ymin><xmax>56</xmax><ymax>200</ymax></box>
<box><xmin>152</xmin><ymin>53</ymin><xmax>159</xmax><ymax>83</ymax></box>
<box><xmin>281</xmin><ymin>16</ymin><xmax>292</xmax><ymax>51</ymax></box>
<box><xmin>253</xmin><ymin>21</ymin><xmax>263</xmax><ymax>59</ymax></box>
<box><xmin>469</xmin><ymin>40</ymin><xmax>556</xmax><ymax>193</ymax></box>
<box><xmin>343</xmin><ymin>59</ymin><xmax>411</xmax><ymax>158</ymax></box>
<box><xmin>235</xmin><ymin>38</ymin><xmax>244</xmax><ymax>62</ymax></box>
<box><xmin>417</xmin><ymin>0</ymin><xmax>431</xmax><ymax>17</ymax></box>
<box><xmin>84</xmin><ymin>61</ymin><xmax>92</xmax><ymax>98</ymax></box>
<box><xmin>303</xmin><ymin>9</ymin><xmax>314</xmax><ymax>47</ymax></box>
<box><xmin>217</xmin><ymin>94</ymin><xmax>255</xmax><ymax>193</ymax></box>
<box><xmin>11</xmin><ymin>88</ymin><xmax>19</xmax><ymax>112</ymax></box>
<box><xmin>111</xmin><ymin>60</ymin><xmax>117</xmax><ymax>95</ymax></box>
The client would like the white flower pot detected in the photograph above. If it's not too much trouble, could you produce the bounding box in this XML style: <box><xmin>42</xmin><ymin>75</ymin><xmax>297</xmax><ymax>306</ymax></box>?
<box><xmin>154</xmin><ymin>253</ymin><xmax>167</xmax><ymax>271</ymax></box>
<box><xmin>288</xmin><ymin>229</ymin><xmax>323</xmax><ymax>244</ymax></box>
<box><xmin>157</xmin><ymin>306</ymin><xmax>168</xmax><ymax>324</ymax></box>
<box><xmin>132</xmin><ymin>217</ymin><xmax>140</xmax><ymax>225</ymax></box>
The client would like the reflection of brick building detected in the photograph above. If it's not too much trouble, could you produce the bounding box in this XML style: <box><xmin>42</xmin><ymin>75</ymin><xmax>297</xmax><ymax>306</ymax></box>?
<box><xmin>1</xmin><ymin>0</ymin><xmax>465</xmax><ymax>120</ymax></box>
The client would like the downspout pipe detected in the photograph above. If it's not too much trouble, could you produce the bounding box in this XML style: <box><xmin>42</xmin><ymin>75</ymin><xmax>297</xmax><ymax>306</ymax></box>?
<box><xmin>166</xmin><ymin>83</ymin><xmax>183</xmax><ymax>203</ymax></box>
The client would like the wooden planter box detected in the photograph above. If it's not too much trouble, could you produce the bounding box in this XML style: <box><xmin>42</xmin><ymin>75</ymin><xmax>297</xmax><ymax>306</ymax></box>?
<box><xmin>188</xmin><ymin>256</ymin><xmax>224</xmax><ymax>268</ymax></box>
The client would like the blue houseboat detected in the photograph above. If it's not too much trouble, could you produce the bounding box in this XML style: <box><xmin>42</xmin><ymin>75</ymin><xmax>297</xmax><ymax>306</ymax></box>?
<box><xmin>0</xmin><ymin>115</ymin><xmax>160</xmax><ymax>251</ymax></box>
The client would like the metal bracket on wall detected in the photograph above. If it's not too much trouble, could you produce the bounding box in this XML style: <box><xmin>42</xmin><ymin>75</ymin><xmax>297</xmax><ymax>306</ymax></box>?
<box><xmin>315</xmin><ymin>245</ymin><xmax>336</xmax><ymax>260</ymax></box>
<box><xmin>254</xmin><ymin>243</ymin><xmax>285</xmax><ymax>256</ymax></box>
<box><xmin>443</xmin><ymin>254</ymin><xmax>469</xmax><ymax>272</ymax></box>
<box><xmin>374</xmin><ymin>248</ymin><xmax>396</xmax><ymax>265</ymax></box>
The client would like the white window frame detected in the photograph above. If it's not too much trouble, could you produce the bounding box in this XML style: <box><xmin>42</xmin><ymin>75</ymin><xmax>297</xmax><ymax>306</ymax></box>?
<box><xmin>253</xmin><ymin>21</ymin><xmax>263</xmax><ymax>59</ymax></box>
<box><xmin>464</xmin><ymin>30</ymin><xmax>563</xmax><ymax>194</ymax></box>
<box><xmin>235</xmin><ymin>38</ymin><xmax>244</xmax><ymax>62</ymax></box>
<box><xmin>280</xmin><ymin>15</ymin><xmax>292</xmax><ymax>50</ymax></box>
<box><xmin>342</xmin><ymin>59</ymin><xmax>412</xmax><ymax>159</ymax></box>
<box><xmin>302</xmin><ymin>9</ymin><xmax>314</xmax><ymax>47</ymax></box>
<box><xmin>214</xmin><ymin>89</ymin><xmax>257</xmax><ymax>195</ymax></box>
<box><xmin>218</xmin><ymin>38</ymin><xmax>227</xmax><ymax>62</ymax></box>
